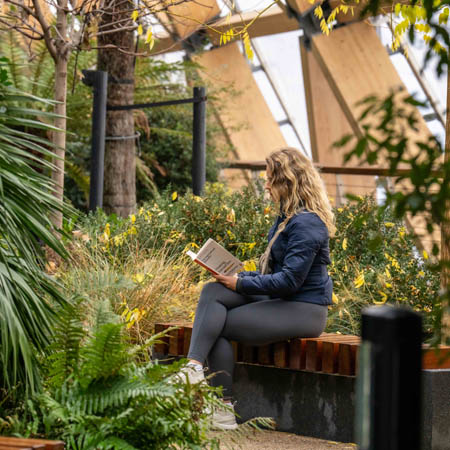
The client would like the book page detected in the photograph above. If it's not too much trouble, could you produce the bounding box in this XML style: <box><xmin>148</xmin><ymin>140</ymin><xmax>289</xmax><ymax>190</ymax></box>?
<box><xmin>195</xmin><ymin>238</ymin><xmax>243</xmax><ymax>275</ymax></box>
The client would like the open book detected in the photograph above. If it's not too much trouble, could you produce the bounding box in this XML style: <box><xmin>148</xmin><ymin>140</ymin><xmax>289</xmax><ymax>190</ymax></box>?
<box><xmin>186</xmin><ymin>238</ymin><xmax>244</xmax><ymax>276</ymax></box>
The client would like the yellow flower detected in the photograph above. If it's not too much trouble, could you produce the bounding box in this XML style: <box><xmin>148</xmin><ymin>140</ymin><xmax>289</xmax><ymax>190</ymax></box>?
<box><xmin>342</xmin><ymin>238</ymin><xmax>348</xmax><ymax>250</ymax></box>
<box><xmin>132</xmin><ymin>273</ymin><xmax>145</xmax><ymax>284</ymax></box>
<box><xmin>398</xmin><ymin>226</ymin><xmax>406</xmax><ymax>237</ymax></box>
<box><xmin>243</xmin><ymin>260</ymin><xmax>257</xmax><ymax>271</ymax></box>
<box><xmin>423</xmin><ymin>250</ymin><xmax>429</xmax><ymax>260</ymax></box>
<box><xmin>137</xmin><ymin>24</ymin><xmax>143</xmax><ymax>35</ymax></box>
<box><xmin>129</xmin><ymin>226</ymin><xmax>137</xmax><ymax>235</ymax></box>
<box><xmin>385</xmin><ymin>282</ymin><xmax>392</xmax><ymax>288</ymax></box>
<box><xmin>172</xmin><ymin>191</ymin><xmax>178</xmax><ymax>201</ymax></box>
<box><xmin>332</xmin><ymin>292</ymin><xmax>339</xmax><ymax>304</ymax></box>
<box><xmin>391</xmin><ymin>259</ymin><xmax>400</xmax><ymax>269</ymax></box>
<box><xmin>376</xmin><ymin>291</ymin><xmax>388</xmax><ymax>305</ymax></box>
<box><xmin>384</xmin><ymin>222</ymin><xmax>395</xmax><ymax>227</ymax></box>
<box><xmin>138</xmin><ymin>207</ymin><xmax>144</xmax><ymax>216</ymax></box>
<box><xmin>337</xmin><ymin>208</ymin><xmax>343</xmax><ymax>212</ymax></box>
<box><xmin>263</xmin><ymin>206</ymin><xmax>271</xmax><ymax>215</ymax></box>
<box><xmin>130</xmin><ymin>214</ymin><xmax>136</xmax><ymax>224</ymax></box>
<box><xmin>227</xmin><ymin>230</ymin><xmax>236</xmax><ymax>240</ymax></box>
<box><xmin>354</xmin><ymin>272</ymin><xmax>365</xmax><ymax>288</ymax></box>
<box><xmin>131</xmin><ymin>10</ymin><xmax>139</xmax><ymax>21</ymax></box>
<box><xmin>193</xmin><ymin>195</ymin><xmax>202</xmax><ymax>202</ymax></box>
<box><xmin>418</xmin><ymin>270</ymin><xmax>425</xmax><ymax>277</ymax></box>
<box><xmin>385</xmin><ymin>267</ymin><xmax>391</xmax><ymax>278</ymax></box>
<box><xmin>104</xmin><ymin>223</ymin><xmax>111</xmax><ymax>238</ymax></box>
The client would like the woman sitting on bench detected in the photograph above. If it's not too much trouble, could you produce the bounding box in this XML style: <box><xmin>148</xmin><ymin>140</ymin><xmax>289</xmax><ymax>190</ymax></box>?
<box><xmin>181</xmin><ymin>147</ymin><xmax>336</xmax><ymax>430</ymax></box>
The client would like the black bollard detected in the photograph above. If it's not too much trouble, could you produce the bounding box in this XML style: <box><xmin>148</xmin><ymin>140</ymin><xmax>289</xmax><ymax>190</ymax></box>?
<box><xmin>82</xmin><ymin>70</ymin><xmax>108</xmax><ymax>211</ymax></box>
<box><xmin>355</xmin><ymin>305</ymin><xmax>422</xmax><ymax>450</ymax></box>
<box><xmin>192</xmin><ymin>86</ymin><xmax>206</xmax><ymax>196</ymax></box>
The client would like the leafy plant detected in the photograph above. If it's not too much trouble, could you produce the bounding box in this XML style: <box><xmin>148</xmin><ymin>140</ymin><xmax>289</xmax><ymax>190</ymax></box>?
<box><xmin>327</xmin><ymin>195</ymin><xmax>440</xmax><ymax>337</ymax></box>
<box><xmin>0</xmin><ymin>59</ymin><xmax>69</xmax><ymax>395</ymax></box>
<box><xmin>2</xmin><ymin>298</ymin><xmax>224</xmax><ymax>449</ymax></box>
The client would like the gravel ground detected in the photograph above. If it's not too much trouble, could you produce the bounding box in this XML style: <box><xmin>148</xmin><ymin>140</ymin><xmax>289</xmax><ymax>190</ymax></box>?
<box><xmin>214</xmin><ymin>430</ymin><xmax>357</xmax><ymax>450</ymax></box>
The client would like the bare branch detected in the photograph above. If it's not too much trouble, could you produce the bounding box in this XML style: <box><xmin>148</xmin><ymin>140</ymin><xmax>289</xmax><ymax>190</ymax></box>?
<box><xmin>0</xmin><ymin>18</ymin><xmax>44</xmax><ymax>40</ymax></box>
<box><xmin>31</xmin><ymin>0</ymin><xmax>57</xmax><ymax>60</ymax></box>
<box><xmin>4</xmin><ymin>0</ymin><xmax>39</xmax><ymax>20</ymax></box>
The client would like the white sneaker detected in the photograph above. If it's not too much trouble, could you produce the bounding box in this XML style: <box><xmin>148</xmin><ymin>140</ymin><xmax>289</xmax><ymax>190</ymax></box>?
<box><xmin>175</xmin><ymin>362</ymin><xmax>206</xmax><ymax>384</ymax></box>
<box><xmin>212</xmin><ymin>403</ymin><xmax>238</xmax><ymax>430</ymax></box>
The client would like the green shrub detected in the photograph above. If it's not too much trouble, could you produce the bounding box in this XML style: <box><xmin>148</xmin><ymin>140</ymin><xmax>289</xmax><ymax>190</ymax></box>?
<box><xmin>80</xmin><ymin>181</ymin><xmax>274</xmax><ymax>265</ymax></box>
<box><xmin>327</xmin><ymin>195</ymin><xmax>440</xmax><ymax>338</ymax></box>
<box><xmin>77</xmin><ymin>188</ymin><xmax>440</xmax><ymax>339</ymax></box>
<box><xmin>1</xmin><ymin>299</ymin><xmax>222</xmax><ymax>449</ymax></box>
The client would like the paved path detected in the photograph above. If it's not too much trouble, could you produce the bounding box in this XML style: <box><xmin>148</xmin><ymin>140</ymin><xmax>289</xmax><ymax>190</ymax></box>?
<box><xmin>216</xmin><ymin>430</ymin><xmax>356</xmax><ymax>449</ymax></box>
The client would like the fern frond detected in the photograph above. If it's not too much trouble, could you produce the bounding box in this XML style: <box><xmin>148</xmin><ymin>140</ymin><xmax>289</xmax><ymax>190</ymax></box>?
<box><xmin>81</xmin><ymin>323</ymin><xmax>130</xmax><ymax>383</ymax></box>
<box><xmin>46</xmin><ymin>297</ymin><xmax>86</xmax><ymax>389</ymax></box>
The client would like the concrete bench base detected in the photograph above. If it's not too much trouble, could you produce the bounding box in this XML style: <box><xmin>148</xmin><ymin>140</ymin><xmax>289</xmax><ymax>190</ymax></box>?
<box><xmin>232</xmin><ymin>363</ymin><xmax>450</xmax><ymax>450</ymax></box>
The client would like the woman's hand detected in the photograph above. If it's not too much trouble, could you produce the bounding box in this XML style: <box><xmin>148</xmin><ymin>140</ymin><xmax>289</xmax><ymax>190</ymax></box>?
<box><xmin>212</xmin><ymin>273</ymin><xmax>238</xmax><ymax>291</ymax></box>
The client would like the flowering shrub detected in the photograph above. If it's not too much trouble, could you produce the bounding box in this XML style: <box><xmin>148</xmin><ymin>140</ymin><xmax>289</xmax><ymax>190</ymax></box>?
<box><xmin>328</xmin><ymin>196</ymin><xmax>440</xmax><ymax>338</ymax></box>
<box><xmin>76</xmin><ymin>188</ymin><xmax>440</xmax><ymax>339</ymax></box>
<box><xmin>81</xmin><ymin>181</ymin><xmax>274</xmax><ymax>264</ymax></box>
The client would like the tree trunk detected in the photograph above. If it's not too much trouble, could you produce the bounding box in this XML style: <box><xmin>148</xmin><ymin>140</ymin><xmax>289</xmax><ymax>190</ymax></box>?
<box><xmin>97</xmin><ymin>0</ymin><xmax>136</xmax><ymax>217</ymax></box>
<box><xmin>51</xmin><ymin>0</ymin><xmax>69</xmax><ymax>229</ymax></box>
<box><xmin>442</xmin><ymin>68</ymin><xmax>450</xmax><ymax>343</ymax></box>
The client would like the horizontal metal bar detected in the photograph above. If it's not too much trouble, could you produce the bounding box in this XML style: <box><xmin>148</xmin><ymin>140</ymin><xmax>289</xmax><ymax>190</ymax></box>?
<box><xmin>423</xmin><ymin>112</ymin><xmax>438</xmax><ymax>122</ymax></box>
<box><xmin>107</xmin><ymin>96</ymin><xmax>207</xmax><ymax>111</ymax></box>
<box><xmin>277</xmin><ymin>119</ymin><xmax>291</xmax><ymax>127</ymax></box>
<box><xmin>251</xmin><ymin>65</ymin><xmax>263</xmax><ymax>72</ymax></box>
<box><xmin>217</xmin><ymin>160</ymin><xmax>443</xmax><ymax>177</ymax></box>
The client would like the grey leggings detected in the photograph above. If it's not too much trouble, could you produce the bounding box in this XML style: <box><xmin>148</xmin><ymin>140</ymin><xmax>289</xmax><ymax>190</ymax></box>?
<box><xmin>187</xmin><ymin>282</ymin><xmax>328</xmax><ymax>398</ymax></box>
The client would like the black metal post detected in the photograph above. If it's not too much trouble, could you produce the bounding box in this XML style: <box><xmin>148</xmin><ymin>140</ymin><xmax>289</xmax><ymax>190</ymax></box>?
<box><xmin>192</xmin><ymin>86</ymin><xmax>206</xmax><ymax>196</ymax></box>
<box><xmin>355</xmin><ymin>305</ymin><xmax>422</xmax><ymax>450</ymax></box>
<box><xmin>82</xmin><ymin>70</ymin><xmax>108</xmax><ymax>211</ymax></box>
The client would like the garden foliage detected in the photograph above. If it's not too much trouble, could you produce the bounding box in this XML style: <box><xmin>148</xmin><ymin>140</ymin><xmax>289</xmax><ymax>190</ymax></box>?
<box><xmin>75</xmin><ymin>183</ymin><xmax>440</xmax><ymax>339</ymax></box>
<box><xmin>1</xmin><ymin>299</ymin><xmax>222</xmax><ymax>450</ymax></box>
<box><xmin>0</xmin><ymin>59</ymin><xmax>68</xmax><ymax>394</ymax></box>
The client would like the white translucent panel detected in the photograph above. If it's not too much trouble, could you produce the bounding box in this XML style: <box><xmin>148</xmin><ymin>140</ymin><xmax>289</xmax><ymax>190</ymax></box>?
<box><xmin>280</xmin><ymin>124</ymin><xmax>307</xmax><ymax>155</ymax></box>
<box><xmin>252</xmin><ymin>30</ymin><xmax>311</xmax><ymax>157</ymax></box>
<box><xmin>426</xmin><ymin>119</ymin><xmax>445</xmax><ymax>147</ymax></box>
<box><xmin>253</xmin><ymin>70</ymin><xmax>287</xmax><ymax>122</ymax></box>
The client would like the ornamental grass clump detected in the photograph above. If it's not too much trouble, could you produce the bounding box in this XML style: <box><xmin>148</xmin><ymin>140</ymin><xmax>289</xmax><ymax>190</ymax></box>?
<box><xmin>58</xmin><ymin>237</ymin><xmax>206</xmax><ymax>338</ymax></box>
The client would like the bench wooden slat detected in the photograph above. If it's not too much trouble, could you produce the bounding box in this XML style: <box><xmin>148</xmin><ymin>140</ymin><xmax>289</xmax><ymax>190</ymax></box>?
<box><xmin>422</xmin><ymin>346</ymin><xmax>450</xmax><ymax>369</ymax></box>
<box><xmin>257</xmin><ymin>344</ymin><xmax>273</xmax><ymax>366</ymax></box>
<box><xmin>154</xmin><ymin>322</ymin><xmax>450</xmax><ymax>374</ymax></box>
<box><xmin>0</xmin><ymin>438</ymin><xmax>64</xmax><ymax>450</ymax></box>
<box><xmin>183</xmin><ymin>327</ymin><xmax>192</xmax><ymax>356</ymax></box>
<box><xmin>241</xmin><ymin>344</ymin><xmax>257</xmax><ymax>364</ymax></box>
<box><xmin>274</xmin><ymin>342</ymin><xmax>289</xmax><ymax>368</ymax></box>
<box><xmin>338</xmin><ymin>342</ymin><xmax>360</xmax><ymax>376</ymax></box>
<box><xmin>288</xmin><ymin>339</ymin><xmax>305</xmax><ymax>370</ymax></box>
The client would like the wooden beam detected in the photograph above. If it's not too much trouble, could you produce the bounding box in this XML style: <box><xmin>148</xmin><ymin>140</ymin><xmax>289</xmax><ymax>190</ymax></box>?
<box><xmin>194</xmin><ymin>43</ymin><xmax>286</xmax><ymax>172</ymax></box>
<box><xmin>152</xmin><ymin>5</ymin><xmax>299</xmax><ymax>54</ymax></box>
<box><xmin>218</xmin><ymin>160</ymin><xmax>443</xmax><ymax>177</ymax></box>
<box><xmin>300</xmin><ymin>36</ymin><xmax>377</xmax><ymax>203</ymax></box>
<box><xmin>206</xmin><ymin>5</ymin><xmax>299</xmax><ymax>45</ymax></box>
<box><xmin>163</xmin><ymin>0</ymin><xmax>220</xmax><ymax>40</ymax></box>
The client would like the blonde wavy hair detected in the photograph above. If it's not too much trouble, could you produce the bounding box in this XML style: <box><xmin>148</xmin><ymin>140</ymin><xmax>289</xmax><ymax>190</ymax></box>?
<box><xmin>265</xmin><ymin>147</ymin><xmax>336</xmax><ymax>236</ymax></box>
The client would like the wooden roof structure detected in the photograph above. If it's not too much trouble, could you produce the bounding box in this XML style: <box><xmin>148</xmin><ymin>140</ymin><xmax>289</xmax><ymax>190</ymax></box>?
<box><xmin>152</xmin><ymin>0</ymin><xmax>443</xmax><ymax>253</ymax></box>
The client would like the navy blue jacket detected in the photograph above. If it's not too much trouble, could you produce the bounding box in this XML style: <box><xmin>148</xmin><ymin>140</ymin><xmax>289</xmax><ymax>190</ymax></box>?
<box><xmin>236</xmin><ymin>210</ymin><xmax>333</xmax><ymax>305</ymax></box>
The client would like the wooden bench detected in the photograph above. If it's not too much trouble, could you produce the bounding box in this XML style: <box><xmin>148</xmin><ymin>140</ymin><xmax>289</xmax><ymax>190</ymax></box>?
<box><xmin>0</xmin><ymin>438</ymin><xmax>64</xmax><ymax>449</ymax></box>
<box><xmin>154</xmin><ymin>322</ymin><xmax>450</xmax><ymax>375</ymax></box>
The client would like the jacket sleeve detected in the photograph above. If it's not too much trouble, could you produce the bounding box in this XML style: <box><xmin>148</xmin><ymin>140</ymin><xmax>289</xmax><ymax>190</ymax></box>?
<box><xmin>236</xmin><ymin>220</ymin><xmax>320</xmax><ymax>297</ymax></box>
<box><xmin>237</xmin><ymin>270</ymin><xmax>260</xmax><ymax>278</ymax></box>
